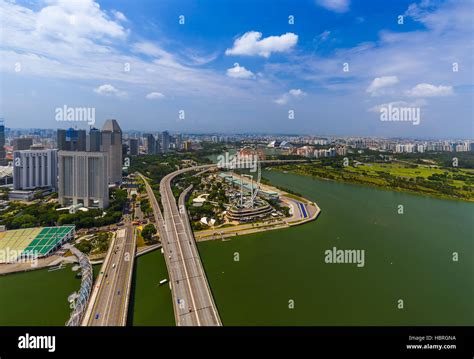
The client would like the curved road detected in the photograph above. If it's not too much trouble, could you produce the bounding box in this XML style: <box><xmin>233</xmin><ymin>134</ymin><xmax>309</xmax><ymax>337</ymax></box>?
<box><xmin>140</xmin><ymin>165</ymin><xmax>221</xmax><ymax>326</ymax></box>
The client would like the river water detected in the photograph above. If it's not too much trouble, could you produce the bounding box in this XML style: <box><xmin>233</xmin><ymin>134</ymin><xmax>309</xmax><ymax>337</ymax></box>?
<box><xmin>198</xmin><ymin>170</ymin><xmax>474</xmax><ymax>325</ymax></box>
<box><xmin>1</xmin><ymin>170</ymin><xmax>472</xmax><ymax>326</ymax></box>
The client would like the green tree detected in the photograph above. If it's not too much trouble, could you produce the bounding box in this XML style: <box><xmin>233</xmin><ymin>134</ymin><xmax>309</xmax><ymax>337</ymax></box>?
<box><xmin>141</xmin><ymin>224</ymin><xmax>157</xmax><ymax>242</ymax></box>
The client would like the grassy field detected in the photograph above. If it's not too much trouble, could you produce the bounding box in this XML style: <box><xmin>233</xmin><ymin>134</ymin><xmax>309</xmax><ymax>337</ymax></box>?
<box><xmin>275</xmin><ymin>160</ymin><xmax>474</xmax><ymax>202</ymax></box>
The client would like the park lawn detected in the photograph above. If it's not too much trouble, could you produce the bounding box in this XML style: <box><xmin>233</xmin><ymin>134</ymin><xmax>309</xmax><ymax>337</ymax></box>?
<box><xmin>348</xmin><ymin>164</ymin><xmax>473</xmax><ymax>189</ymax></box>
<box><xmin>348</xmin><ymin>163</ymin><xmax>444</xmax><ymax>178</ymax></box>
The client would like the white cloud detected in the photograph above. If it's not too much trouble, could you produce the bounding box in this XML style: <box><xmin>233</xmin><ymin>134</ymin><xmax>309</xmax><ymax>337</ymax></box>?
<box><xmin>366</xmin><ymin>76</ymin><xmax>399</xmax><ymax>96</ymax></box>
<box><xmin>319</xmin><ymin>30</ymin><xmax>331</xmax><ymax>41</ymax></box>
<box><xmin>112</xmin><ymin>10</ymin><xmax>127</xmax><ymax>22</ymax></box>
<box><xmin>275</xmin><ymin>89</ymin><xmax>306</xmax><ymax>105</ymax></box>
<box><xmin>405</xmin><ymin>83</ymin><xmax>454</xmax><ymax>97</ymax></box>
<box><xmin>289</xmin><ymin>89</ymin><xmax>305</xmax><ymax>97</ymax></box>
<box><xmin>146</xmin><ymin>92</ymin><xmax>165</xmax><ymax>100</ymax></box>
<box><xmin>225</xmin><ymin>31</ymin><xmax>298</xmax><ymax>58</ymax></box>
<box><xmin>274</xmin><ymin>96</ymin><xmax>289</xmax><ymax>105</ymax></box>
<box><xmin>182</xmin><ymin>50</ymin><xmax>219</xmax><ymax>66</ymax></box>
<box><xmin>0</xmin><ymin>0</ymin><xmax>263</xmax><ymax>101</ymax></box>
<box><xmin>226</xmin><ymin>63</ymin><xmax>255</xmax><ymax>79</ymax></box>
<box><xmin>131</xmin><ymin>41</ymin><xmax>170</xmax><ymax>58</ymax></box>
<box><xmin>94</xmin><ymin>84</ymin><xmax>126</xmax><ymax>97</ymax></box>
<box><xmin>316</xmin><ymin>0</ymin><xmax>350</xmax><ymax>13</ymax></box>
<box><xmin>34</xmin><ymin>0</ymin><xmax>127</xmax><ymax>42</ymax></box>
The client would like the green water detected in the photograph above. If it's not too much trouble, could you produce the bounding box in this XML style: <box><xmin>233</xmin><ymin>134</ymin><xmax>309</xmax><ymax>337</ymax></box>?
<box><xmin>0</xmin><ymin>265</ymin><xmax>81</xmax><ymax>326</ymax></box>
<box><xmin>0</xmin><ymin>250</ymin><xmax>174</xmax><ymax>326</ymax></box>
<box><xmin>130</xmin><ymin>250</ymin><xmax>175</xmax><ymax>326</ymax></box>
<box><xmin>1</xmin><ymin>171</ymin><xmax>472</xmax><ymax>326</ymax></box>
<box><xmin>198</xmin><ymin>170</ymin><xmax>474</xmax><ymax>325</ymax></box>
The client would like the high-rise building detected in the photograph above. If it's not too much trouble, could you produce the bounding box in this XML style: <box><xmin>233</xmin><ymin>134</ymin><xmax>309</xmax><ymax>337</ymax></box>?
<box><xmin>129</xmin><ymin>138</ymin><xmax>139</xmax><ymax>156</ymax></box>
<box><xmin>101</xmin><ymin>119</ymin><xmax>123</xmax><ymax>184</ymax></box>
<box><xmin>144</xmin><ymin>133</ymin><xmax>156</xmax><ymax>154</ymax></box>
<box><xmin>13</xmin><ymin>149</ymin><xmax>58</xmax><ymax>191</ymax></box>
<box><xmin>57</xmin><ymin>128</ymin><xmax>86</xmax><ymax>151</ymax></box>
<box><xmin>12</xmin><ymin>137</ymin><xmax>33</xmax><ymax>151</ymax></box>
<box><xmin>57</xmin><ymin>129</ymin><xmax>66</xmax><ymax>150</ymax></box>
<box><xmin>0</xmin><ymin>119</ymin><xmax>6</xmax><ymax>165</ymax></box>
<box><xmin>58</xmin><ymin>151</ymin><xmax>109</xmax><ymax>208</ymax></box>
<box><xmin>183</xmin><ymin>140</ymin><xmax>192</xmax><ymax>151</ymax></box>
<box><xmin>160</xmin><ymin>131</ymin><xmax>170</xmax><ymax>153</ymax></box>
<box><xmin>88</xmin><ymin>127</ymin><xmax>101</xmax><ymax>152</ymax></box>
<box><xmin>175</xmin><ymin>133</ymin><xmax>183</xmax><ymax>150</ymax></box>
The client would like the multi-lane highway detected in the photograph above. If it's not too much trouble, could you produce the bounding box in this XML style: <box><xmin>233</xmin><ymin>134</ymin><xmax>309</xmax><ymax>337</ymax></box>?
<box><xmin>139</xmin><ymin>166</ymin><xmax>221</xmax><ymax>326</ymax></box>
<box><xmin>83</xmin><ymin>223</ymin><xmax>136</xmax><ymax>326</ymax></box>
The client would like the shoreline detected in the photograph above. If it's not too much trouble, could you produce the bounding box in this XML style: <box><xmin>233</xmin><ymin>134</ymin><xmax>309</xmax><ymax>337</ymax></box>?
<box><xmin>268</xmin><ymin>167</ymin><xmax>474</xmax><ymax>204</ymax></box>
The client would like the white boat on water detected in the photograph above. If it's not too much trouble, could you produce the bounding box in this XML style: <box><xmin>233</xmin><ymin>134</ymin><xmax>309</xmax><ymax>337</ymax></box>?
<box><xmin>48</xmin><ymin>264</ymin><xmax>63</xmax><ymax>272</ymax></box>
<box><xmin>159</xmin><ymin>279</ymin><xmax>168</xmax><ymax>286</ymax></box>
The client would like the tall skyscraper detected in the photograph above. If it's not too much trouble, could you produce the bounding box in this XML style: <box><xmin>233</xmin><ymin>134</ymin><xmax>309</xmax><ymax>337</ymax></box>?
<box><xmin>176</xmin><ymin>133</ymin><xmax>183</xmax><ymax>150</ymax></box>
<box><xmin>144</xmin><ymin>133</ymin><xmax>156</xmax><ymax>154</ymax></box>
<box><xmin>13</xmin><ymin>149</ymin><xmax>58</xmax><ymax>191</ymax></box>
<box><xmin>57</xmin><ymin>129</ymin><xmax>66</xmax><ymax>150</ymax></box>
<box><xmin>101</xmin><ymin>119</ymin><xmax>123</xmax><ymax>184</ymax></box>
<box><xmin>129</xmin><ymin>138</ymin><xmax>139</xmax><ymax>156</ymax></box>
<box><xmin>88</xmin><ymin>127</ymin><xmax>101</xmax><ymax>152</ymax></box>
<box><xmin>57</xmin><ymin>128</ymin><xmax>86</xmax><ymax>151</ymax></box>
<box><xmin>0</xmin><ymin>119</ymin><xmax>6</xmax><ymax>165</ymax></box>
<box><xmin>12</xmin><ymin>137</ymin><xmax>33</xmax><ymax>151</ymax></box>
<box><xmin>58</xmin><ymin>151</ymin><xmax>109</xmax><ymax>208</ymax></box>
<box><xmin>160</xmin><ymin>131</ymin><xmax>170</xmax><ymax>153</ymax></box>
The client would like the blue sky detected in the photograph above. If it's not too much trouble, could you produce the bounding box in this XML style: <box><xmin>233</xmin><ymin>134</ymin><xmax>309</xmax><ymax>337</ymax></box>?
<box><xmin>0</xmin><ymin>0</ymin><xmax>473</xmax><ymax>138</ymax></box>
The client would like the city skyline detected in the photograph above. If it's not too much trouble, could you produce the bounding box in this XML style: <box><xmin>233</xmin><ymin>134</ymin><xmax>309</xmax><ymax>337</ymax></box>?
<box><xmin>1</xmin><ymin>0</ymin><xmax>473</xmax><ymax>137</ymax></box>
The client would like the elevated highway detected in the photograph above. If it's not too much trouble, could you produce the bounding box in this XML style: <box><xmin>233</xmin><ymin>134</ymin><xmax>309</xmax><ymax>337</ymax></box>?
<box><xmin>83</xmin><ymin>223</ymin><xmax>136</xmax><ymax>326</ymax></box>
<box><xmin>139</xmin><ymin>166</ymin><xmax>221</xmax><ymax>326</ymax></box>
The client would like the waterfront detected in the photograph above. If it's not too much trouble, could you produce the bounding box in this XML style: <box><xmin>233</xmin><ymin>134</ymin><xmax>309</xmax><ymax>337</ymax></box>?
<box><xmin>0</xmin><ymin>265</ymin><xmax>81</xmax><ymax>326</ymax></box>
<box><xmin>0</xmin><ymin>250</ymin><xmax>174</xmax><ymax>326</ymax></box>
<box><xmin>1</xmin><ymin>170</ymin><xmax>472</xmax><ymax>326</ymax></box>
<box><xmin>198</xmin><ymin>170</ymin><xmax>474</xmax><ymax>325</ymax></box>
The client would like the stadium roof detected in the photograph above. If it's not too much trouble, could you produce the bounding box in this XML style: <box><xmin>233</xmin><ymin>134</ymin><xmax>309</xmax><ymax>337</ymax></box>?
<box><xmin>0</xmin><ymin>226</ymin><xmax>74</xmax><ymax>263</ymax></box>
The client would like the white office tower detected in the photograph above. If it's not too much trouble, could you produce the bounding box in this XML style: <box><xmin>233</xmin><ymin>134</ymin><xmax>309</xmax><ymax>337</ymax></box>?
<box><xmin>13</xmin><ymin>149</ymin><xmax>58</xmax><ymax>190</ymax></box>
<box><xmin>101</xmin><ymin>119</ymin><xmax>123</xmax><ymax>184</ymax></box>
<box><xmin>58</xmin><ymin>151</ymin><xmax>109</xmax><ymax>208</ymax></box>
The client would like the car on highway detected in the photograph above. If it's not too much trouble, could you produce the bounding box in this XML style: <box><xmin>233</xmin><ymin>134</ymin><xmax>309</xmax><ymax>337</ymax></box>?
<box><xmin>112</xmin><ymin>263</ymin><xmax>116</xmax><ymax>269</ymax></box>
<box><xmin>95</xmin><ymin>313</ymin><xmax>100</xmax><ymax>320</ymax></box>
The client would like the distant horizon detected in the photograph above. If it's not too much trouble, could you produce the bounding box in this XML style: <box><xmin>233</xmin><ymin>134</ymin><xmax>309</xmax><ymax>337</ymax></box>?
<box><xmin>4</xmin><ymin>125</ymin><xmax>473</xmax><ymax>142</ymax></box>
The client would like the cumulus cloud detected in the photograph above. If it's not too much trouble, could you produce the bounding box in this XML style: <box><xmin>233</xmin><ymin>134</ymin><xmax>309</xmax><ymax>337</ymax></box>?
<box><xmin>405</xmin><ymin>83</ymin><xmax>454</xmax><ymax>97</ymax></box>
<box><xmin>94</xmin><ymin>84</ymin><xmax>126</xmax><ymax>97</ymax></box>
<box><xmin>275</xmin><ymin>89</ymin><xmax>306</xmax><ymax>105</ymax></box>
<box><xmin>316</xmin><ymin>0</ymin><xmax>350</xmax><ymax>13</ymax></box>
<box><xmin>226</xmin><ymin>63</ymin><xmax>255</xmax><ymax>79</ymax></box>
<box><xmin>34</xmin><ymin>0</ymin><xmax>127</xmax><ymax>42</ymax></box>
<box><xmin>225</xmin><ymin>31</ymin><xmax>298</xmax><ymax>58</ymax></box>
<box><xmin>146</xmin><ymin>92</ymin><xmax>165</xmax><ymax>100</ymax></box>
<box><xmin>366</xmin><ymin>76</ymin><xmax>399</xmax><ymax>96</ymax></box>
<box><xmin>0</xmin><ymin>0</ymin><xmax>258</xmax><ymax>102</ymax></box>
